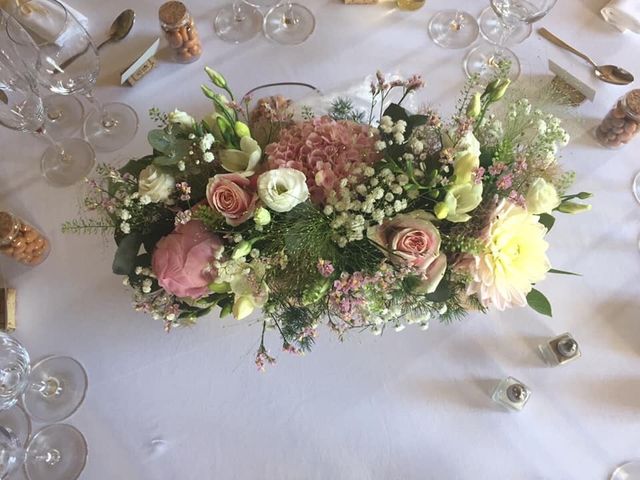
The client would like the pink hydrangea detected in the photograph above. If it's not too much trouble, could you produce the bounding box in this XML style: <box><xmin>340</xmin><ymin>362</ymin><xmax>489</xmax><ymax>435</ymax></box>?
<box><xmin>264</xmin><ymin>117</ymin><xmax>380</xmax><ymax>204</ymax></box>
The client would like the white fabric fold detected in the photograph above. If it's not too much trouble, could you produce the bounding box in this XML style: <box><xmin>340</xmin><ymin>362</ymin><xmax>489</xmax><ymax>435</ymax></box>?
<box><xmin>601</xmin><ymin>0</ymin><xmax>640</xmax><ymax>33</ymax></box>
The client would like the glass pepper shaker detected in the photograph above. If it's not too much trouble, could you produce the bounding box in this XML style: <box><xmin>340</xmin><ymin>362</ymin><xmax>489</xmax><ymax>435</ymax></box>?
<box><xmin>595</xmin><ymin>89</ymin><xmax>640</xmax><ymax>149</ymax></box>
<box><xmin>0</xmin><ymin>211</ymin><xmax>50</xmax><ymax>266</ymax></box>
<box><xmin>159</xmin><ymin>1</ymin><xmax>202</xmax><ymax>64</ymax></box>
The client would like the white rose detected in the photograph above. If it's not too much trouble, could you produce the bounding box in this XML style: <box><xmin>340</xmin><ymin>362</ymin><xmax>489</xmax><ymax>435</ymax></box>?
<box><xmin>219</xmin><ymin>136</ymin><xmax>262</xmax><ymax>176</ymax></box>
<box><xmin>526</xmin><ymin>177</ymin><xmax>561</xmax><ymax>215</ymax></box>
<box><xmin>138</xmin><ymin>165</ymin><xmax>175</xmax><ymax>203</ymax></box>
<box><xmin>167</xmin><ymin>109</ymin><xmax>195</xmax><ymax>129</ymax></box>
<box><xmin>257</xmin><ymin>168</ymin><xmax>309</xmax><ymax>213</ymax></box>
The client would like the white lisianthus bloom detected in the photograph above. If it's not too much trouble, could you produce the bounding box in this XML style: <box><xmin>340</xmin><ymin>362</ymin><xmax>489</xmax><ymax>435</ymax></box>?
<box><xmin>167</xmin><ymin>109</ymin><xmax>195</xmax><ymax>129</ymax></box>
<box><xmin>257</xmin><ymin>168</ymin><xmax>309</xmax><ymax>213</ymax></box>
<box><xmin>138</xmin><ymin>165</ymin><xmax>175</xmax><ymax>203</ymax></box>
<box><xmin>439</xmin><ymin>182</ymin><xmax>483</xmax><ymax>223</ymax></box>
<box><xmin>525</xmin><ymin>178</ymin><xmax>561</xmax><ymax>215</ymax></box>
<box><xmin>219</xmin><ymin>136</ymin><xmax>262</xmax><ymax>176</ymax></box>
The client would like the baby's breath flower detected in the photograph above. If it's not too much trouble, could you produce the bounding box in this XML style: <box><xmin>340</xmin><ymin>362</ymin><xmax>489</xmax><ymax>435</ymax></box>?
<box><xmin>178</xmin><ymin>161</ymin><xmax>186</xmax><ymax>171</ymax></box>
<box><xmin>203</xmin><ymin>152</ymin><xmax>214</xmax><ymax>163</ymax></box>
<box><xmin>120</xmin><ymin>222</ymin><xmax>131</xmax><ymax>234</ymax></box>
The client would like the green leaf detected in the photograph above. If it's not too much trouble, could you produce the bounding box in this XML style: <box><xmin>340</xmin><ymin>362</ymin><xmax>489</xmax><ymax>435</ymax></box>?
<box><xmin>383</xmin><ymin>103</ymin><xmax>409</xmax><ymax>123</ymax></box>
<box><xmin>561</xmin><ymin>191</ymin><xmax>592</xmax><ymax>202</ymax></box>
<box><xmin>538</xmin><ymin>213</ymin><xmax>555</xmax><ymax>231</ymax></box>
<box><xmin>526</xmin><ymin>288</ymin><xmax>552</xmax><ymax>317</ymax></box>
<box><xmin>422</xmin><ymin>281</ymin><xmax>452</xmax><ymax>303</ymax></box>
<box><xmin>548</xmin><ymin>268</ymin><xmax>581</xmax><ymax>276</ymax></box>
<box><xmin>148</xmin><ymin>130</ymin><xmax>174</xmax><ymax>154</ymax></box>
<box><xmin>119</xmin><ymin>155</ymin><xmax>154</xmax><ymax>178</ymax></box>
<box><xmin>153</xmin><ymin>156</ymin><xmax>177</xmax><ymax>167</ymax></box>
<box><xmin>112</xmin><ymin>234</ymin><xmax>142</xmax><ymax>275</ymax></box>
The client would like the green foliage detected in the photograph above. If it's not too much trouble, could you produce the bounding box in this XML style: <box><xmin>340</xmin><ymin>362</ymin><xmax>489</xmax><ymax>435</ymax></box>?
<box><xmin>113</xmin><ymin>234</ymin><xmax>142</xmax><ymax>275</ymax></box>
<box><xmin>329</xmin><ymin>97</ymin><xmax>366</xmax><ymax>123</ymax></box>
<box><xmin>538</xmin><ymin>213</ymin><xmax>555</xmax><ymax>231</ymax></box>
<box><xmin>548</xmin><ymin>268</ymin><xmax>580</xmax><ymax>276</ymax></box>
<box><xmin>527</xmin><ymin>288</ymin><xmax>552</xmax><ymax>317</ymax></box>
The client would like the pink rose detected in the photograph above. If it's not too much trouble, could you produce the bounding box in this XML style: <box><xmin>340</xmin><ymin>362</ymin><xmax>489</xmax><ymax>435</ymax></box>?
<box><xmin>367</xmin><ymin>210</ymin><xmax>447</xmax><ymax>294</ymax></box>
<box><xmin>206</xmin><ymin>173</ymin><xmax>257</xmax><ymax>226</ymax></box>
<box><xmin>152</xmin><ymin>220</ymin><xmax>223</xmax><ymax>299</ymax></box>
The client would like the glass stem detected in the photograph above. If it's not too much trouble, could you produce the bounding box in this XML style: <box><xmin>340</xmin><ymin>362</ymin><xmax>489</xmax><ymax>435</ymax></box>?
<box><xmin>35</xmin><ymin>126</ymin><xmax>68</xmax><ymax>163</ymax></box>
<box><xmin>35</xmin><ymin>449</ymin><xmax>62</xmax><ymax>466</ymax></box>
<box><xmin>498</xmin><ymin>19</ymin><xmax>517</xmax><ymax>47</ymax></box>
<box><xmin>232</xmin><ymin>1</ymin><xmax>246</xmax><ymax>22</ymax></box>
<box><xmin>283</xmin><ymin>2</ymin><xmax>297</xmax><ymax>27</ymax></box>
<box><xmin>30</xmin><ymin>377</ymin><xmax>63</xmax><ymax>398</ymax></box>
<box><xmin>452</xmin><ymin>10</ymin><xmax>464</xmax><ymax>31</ymax></box>
<box><xmin>84</xmin><ymin>91</ymin><xmax>117</xmax><ymax>130</ymax></box>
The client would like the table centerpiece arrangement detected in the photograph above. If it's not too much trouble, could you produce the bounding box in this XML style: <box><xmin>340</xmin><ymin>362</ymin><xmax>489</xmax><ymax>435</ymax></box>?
<box><xmin>64</xmin><ymin>67</ymin><xmax>590</xmax><ymax>369</ymax></box>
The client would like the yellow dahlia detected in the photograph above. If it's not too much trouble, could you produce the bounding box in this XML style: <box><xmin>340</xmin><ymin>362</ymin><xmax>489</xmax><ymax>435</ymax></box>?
<box><xmin>465</xmin><ymin>200</ymin><xmax>551</xmax><ymax>311</ymax></box>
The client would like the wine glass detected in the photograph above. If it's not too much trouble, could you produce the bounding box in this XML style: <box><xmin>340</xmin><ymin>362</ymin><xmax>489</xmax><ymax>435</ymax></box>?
<box><xmin>263</xmin><ymin>1</ymin><xmax>315</xmax><ymax>45</ymax></box>
<box><xmin>0</xmin><ymin>49</ymin><xmax>95</xmax><ymax>186</ymax></box>
<box><xmin>214</xmin><ymin>0</ymin><xmax>262</xmax><ymax>44</ymax></box>
<box><xmin>611</xmin><ymin>461</ymin><xmax>640</xmax><ymax>480</ymax></box>
<box><xmin>0</xmin><ymin>405</ymin><xmax>31</xmax><ymax>447</ymax></box>
<box><xmin>0</xmin><ymin>334</ymin><xmax>88</xmax><ymax>425</ymax></box>
<box><xmin>478</xmin><ymin>0</ymin><xmax>557</xmax><ymax>46</ymax></box>
<box><xmin>633</xmin><ymin>172</ymin><xmax>640</xmax><ymax>204</ymax></box>
<box><xmin>0</xmin><ymin>423</ymin><xmax>87</xmax><ymax>480</ymax></box>
<box><xmin>3</xmin><ymin>0</ymin><xmax>85</xmax><ymax>138</ymax></box>
<box><xmin>428</xmin><ymin>10</ymin><xmax>479</xmax><ymax>49</ymax></box>
<box><xmin>464</xmin><ymin>0</ymin><xmax>558</xmax><ymax>80</ymax></box>
<box><xmin>7</xmin><ymin>0</ymin><xmax>139</xmax><ymax>152</ymax></box>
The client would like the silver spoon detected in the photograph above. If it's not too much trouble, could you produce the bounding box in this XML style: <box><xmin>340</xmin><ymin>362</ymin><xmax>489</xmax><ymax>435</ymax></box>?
<box><xmin>96</xmin><ymin>9</ymin><xmax>135</xmax><ymax>50</ymax></box>
<box><xmin>58</xmin><ymin>10</ymin><xmax>135</xmax><ymax>70</ymax></box>
<box><xmin>538</xmin><ymin>28</ymin><xmax>634</xmax><ymax>86</ymax></box>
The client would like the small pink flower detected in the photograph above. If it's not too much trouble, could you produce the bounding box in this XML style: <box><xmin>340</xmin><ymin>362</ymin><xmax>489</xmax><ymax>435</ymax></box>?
<box><xmin>317</xmin><ymin>259</ymin><xmax>335</xmax><ymax>278</ymax></box>
<box><xmin>152</xmin><ymin>220</ymin><xmax>223</xmax><ymax>299</ymax></box>
<box><xmin>206</xmin><ymin>173</ymin><xmax>257</xmax><ymax>226</ymax></box>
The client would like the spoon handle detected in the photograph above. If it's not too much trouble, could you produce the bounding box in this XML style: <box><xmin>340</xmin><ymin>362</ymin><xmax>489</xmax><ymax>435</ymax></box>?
<box><xmin>538</xmin><ymin>28</ymin><xmax>597</xmax><ymax>68</ymax></box>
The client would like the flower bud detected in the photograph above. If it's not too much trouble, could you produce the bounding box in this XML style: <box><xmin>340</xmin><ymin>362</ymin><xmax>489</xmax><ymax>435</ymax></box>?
<box><xmin>201</xmin><ymin>85</ymin><xmax>216</xmax><ymax>100</ymax></box>
<box><xmin>525</xmin><ymin>178</ymin><xmax>561</xmax><ymax>215</ymax></box>
<box><xmin>434</xmin><ymin>202</ymin><xmax>449</xmax><ymax>220</ymax></box>
<box><xmin>466</xmin><ymin>92</ymin><xmax>482</xmax><ymax>118</ymax></box>
<box><xmin>220</xmin><ymin>302</ymin><xmax>233</xmax><ymax>318</ymax></box>
<box><xmin>302</xmin><ymin>278</ymin><xmax>332</xmax><ymax>306</ymax></box>
<box><xmin>489</xmin><ymin>79</ymin><xmax>511</xmax><ymax>102</ymax></box>
<box><xmin>557</xmin><ymin>201</ymin><xmax>592</xmax><ymax>214</ymax></box>
<box><xmin>205</xmin><ymin>67</ymin><xmax>227</xmax><ymax>89</ymax></box>
<box><xmin>232</xmin><ymin>296</ymin><xmax>255</xmax><ymax>320</ymax></box>
<box><xmin>209</xmin><ymin>281</ymin><xmax>231</xmax><ymax>293</ymax></box>
<box><xmin>253</xmin><ymin>207</ymin><xmax>271</xmax><ymax>226</ymax></box>
<box><xmin>231</xmin><ymin>240</ymin><xmax>252</xmax><ymax>260</ymax></box>
<box><xmin>234</xmin><ymin>121</ymin><xmax>251</xmax><ymax>138</ymax></box>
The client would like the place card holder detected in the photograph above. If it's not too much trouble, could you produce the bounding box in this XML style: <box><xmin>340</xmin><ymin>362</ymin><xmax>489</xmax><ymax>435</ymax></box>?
<box><xmin>548</xmin><ymin>59</ymin><xmax>597</xmax><ymax>106</ymax></box>
<box><xmin>121</xmin><ymin>38</ymin><xmax>161</xmax><ymax>87</ymax></box>
<box><xmin>0</xmin><ymin>288</ymin><xmax>16</xmax><ymax>332</ymax></box>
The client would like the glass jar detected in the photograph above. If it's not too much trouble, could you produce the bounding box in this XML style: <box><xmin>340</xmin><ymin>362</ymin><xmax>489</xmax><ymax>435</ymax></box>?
<box><xmin>0</xmin><ymin>212</ymin><xmax>50</xmax><ymax>266</ymax></box>
<box><xmin>595</xmin><ymin>89</ymin><xmax>640</xmax><ymax>149</ymax></box>
<box><xmin>159</xmin><ymin>1</ymin><xmax>202</xmax><ymax>64</ymax></box>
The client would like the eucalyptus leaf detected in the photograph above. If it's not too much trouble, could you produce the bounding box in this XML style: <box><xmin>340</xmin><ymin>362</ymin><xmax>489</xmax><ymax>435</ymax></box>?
<box><xmin>148</xmin><ymin>129</ymin><xmax>174</xmax><ymax>154</ymax></box>
<box><xmin>538</xmin><ymin>213</ymin><xmax>555</xmax><ymax>231</ymax></box>
<box><xmin>423</xmin><ymin>281</ymin><xmax>452</xmax><ymax>303</ymax></box>
<box><xmin>153</xmin><ymin>156</ymin><xmax>178</xmax><ymax>167</ymax></box>
<box><xmin>119</xmin><ymin>155</ymin><xmax>154</xmax><ymax>178</ymax></box>
<box><xmin>112</xmin><ymin>234</ymin><xmax>142</xmax><ymax>275</ymax></box>
<box><xmin>526</xmin><ymin>288</ymin><xmax>552</xmax><ymax>317</ymax></box>
<box><xmin>383</xmin><ymin>103</ymin><xmax>409</xmax><ymax>123</ymax></box>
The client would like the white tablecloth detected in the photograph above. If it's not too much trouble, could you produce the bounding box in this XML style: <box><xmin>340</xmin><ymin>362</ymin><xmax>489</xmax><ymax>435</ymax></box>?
<box><xmin>1</xmin><ymin>0</ymin><xmax>640</xmax><ymax>478</ymax></box>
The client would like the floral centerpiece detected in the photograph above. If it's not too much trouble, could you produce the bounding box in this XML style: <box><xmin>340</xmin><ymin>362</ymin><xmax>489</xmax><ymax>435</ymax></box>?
<box><xmin>65</xmin><ymin>68</ymin><xmax>591</xmax><ymax>369</ymax></box>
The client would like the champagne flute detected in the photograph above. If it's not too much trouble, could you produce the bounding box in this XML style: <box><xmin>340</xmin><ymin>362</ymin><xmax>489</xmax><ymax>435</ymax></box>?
<box><xmin>633</xmin><ymin>171</ymin><xmax>640</xmax><ymax>204</ymax></box>
<box><xmin>464</xmin><ymin>0</ymin><xmax>557</xmax><ymax>80</ymax></box>
<box><xmin>214</xmin><ymin>0</ymin><xmax>262</xmax><ymax>44</ymax></box>
<box><xmin>428</xmin><ymin>10</ymin><xmax>479</xmax><ymax>49</ymax></box>
<box><xmin>7</xmin><ymin>0</ymin><xmax>139</xmax><ymax>152</ymax></box>
<box><xmin>0</xmin><ymin>47</ymin><xmax>94</xmax><ymax>186</ymax></box>
<box><xmin>263</xmin><ymin>1</ymin><xmax>315</xmax><ymax>45</ymax></box>
<box><xmin>0</xmin><ymin>423</ymin><xmax>87</xmax><ymax>480</ymax></box>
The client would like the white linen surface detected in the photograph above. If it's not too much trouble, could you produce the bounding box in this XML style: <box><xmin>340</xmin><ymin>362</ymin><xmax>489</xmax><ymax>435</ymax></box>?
<box><xmin>0</xmin><ymin>0</ymin><xmax>639</xmax><ymax>479</ymax></box>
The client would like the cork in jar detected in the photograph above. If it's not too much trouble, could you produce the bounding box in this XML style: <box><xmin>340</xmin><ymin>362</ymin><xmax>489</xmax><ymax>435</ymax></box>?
<box><xmin>159</xmin><ymin>1</ymin><xmax>202</xmax><ymax>64</ymax></box>
<box><xmin>0</xmin><ymin>212</ymin><xmax>50</xmax><ymax>266</ymax></box>
<box><xmin>595</xmin><ymin>89</ymin><xmax>640</xmax><ymax>149</ymax></box>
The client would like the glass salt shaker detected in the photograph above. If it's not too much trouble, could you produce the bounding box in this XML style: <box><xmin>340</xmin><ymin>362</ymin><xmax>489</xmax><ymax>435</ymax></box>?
<box><xmin>159</xmin><ymin>1</ymin><xmax>202</xmax><ymax>64</ymax></box>
<box><xmin>595</xmin><ymin>89</ymin><xmax>640</xmax><ymax>149</ymax></box>
<box><xmin>538</xmin><ymin>333</ymin><xmax>581</xmax><ymax>366</ymax></box>
<box><xmin>492</xmin><ymin>376</ymin><xmax>531</xmax><ymax>412</ymax></box>
<box><xmin>0</xmin><ymin>211</ymin><xmax>50</xmax><ymax>266</ymax></box>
